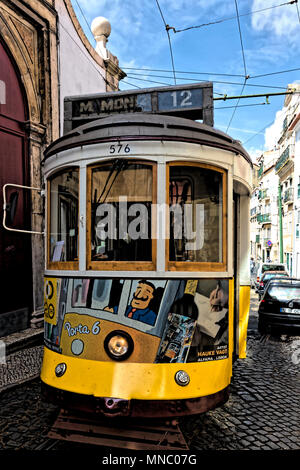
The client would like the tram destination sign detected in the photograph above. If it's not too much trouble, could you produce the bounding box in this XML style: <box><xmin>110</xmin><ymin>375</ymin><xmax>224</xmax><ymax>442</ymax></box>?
<box><xmin>64</xmin><ymin>82</ymin><xmax>213</xmax><ymax>133</ymax></box>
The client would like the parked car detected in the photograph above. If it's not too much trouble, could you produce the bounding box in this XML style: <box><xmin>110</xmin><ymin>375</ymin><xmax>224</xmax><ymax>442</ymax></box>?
<box><xmin>258</xmin><ymin>278</ymin><xmax>300</xmax><ymax>335</ymax></box>
<box><xmin>257</xmin><ymin>270</ymin><xmax>289</xmax><ymax>300</ymax></box>
<box><xmin>255</xmin><ymin>262</ymin><xmax>287</xmax><ymax>291</ymax></box>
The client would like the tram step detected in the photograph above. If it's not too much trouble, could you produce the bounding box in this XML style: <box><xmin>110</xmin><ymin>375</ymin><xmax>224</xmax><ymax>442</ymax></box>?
<box><xmin>48</xmin><ymin>409</ymin><xmax>189</xmax><ymax>450</ymax></box>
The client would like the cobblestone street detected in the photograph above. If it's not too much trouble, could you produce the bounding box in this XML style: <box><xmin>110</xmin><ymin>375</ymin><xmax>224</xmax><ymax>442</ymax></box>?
<box><xmin>0</xmin><ymin>291</ymin><xmax>299</xmax><ymax>453</ymax></box>
<box><xmin>181</xmin><ymin>333</ymin><xmax>300</xmax><ymax>450</ymax></box>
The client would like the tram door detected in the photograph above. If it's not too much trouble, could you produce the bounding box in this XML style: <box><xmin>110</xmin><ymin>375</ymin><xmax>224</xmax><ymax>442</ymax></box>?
<box><xmin>0</xmin><ymin>40</ymin><xmax>32</xmax><ymax>336</ymax></box>
<box><xmin>233</xmin><ymin>191</ymin><xmax>239</xmax><ymax>359</ymax></box>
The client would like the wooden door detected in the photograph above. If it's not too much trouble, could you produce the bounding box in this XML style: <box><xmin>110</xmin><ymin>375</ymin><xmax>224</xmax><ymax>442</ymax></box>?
<box><xmin>0</xmin><ymin>39</ymin><xmax>32</xmax><ymax>335</ymax></box>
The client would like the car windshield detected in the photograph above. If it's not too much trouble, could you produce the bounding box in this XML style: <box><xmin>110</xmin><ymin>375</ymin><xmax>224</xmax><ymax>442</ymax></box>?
<box><xmin>267</xmin><ymin>285</ymin><xmax>300</xmax><ymax>301</ymax></box>
<box><xmin>263</xmin><ymin>273</ymin><xmax>288</xmax><ymax>281</ymax></box>
<box><xmin>262</xmin><ymin>264</ymin><xmax>285</xmax><ymax>273</ymax></box>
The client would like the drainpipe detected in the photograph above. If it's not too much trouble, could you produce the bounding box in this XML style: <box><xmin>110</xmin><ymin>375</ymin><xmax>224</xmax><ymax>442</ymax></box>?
<box><xmin>278</xmin><ymin>183</ymin><xmax>284</xmax><ymax>263</ymax></box>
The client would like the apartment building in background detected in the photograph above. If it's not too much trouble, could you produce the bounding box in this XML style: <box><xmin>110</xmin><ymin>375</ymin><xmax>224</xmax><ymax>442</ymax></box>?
<box><xmin>250</xmin><ymin>84</ymin><xmax>300</xmax><ymax>276</ymax></box>
<box><xmin>251</xmin><ymin>150</ymin><xmax>279</xmax><ymax>264</ymax></box>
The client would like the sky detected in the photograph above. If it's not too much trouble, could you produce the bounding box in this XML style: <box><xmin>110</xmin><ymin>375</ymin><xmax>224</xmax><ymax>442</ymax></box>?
<box><xmin>70</xmin><ymin>0</ymin><xmax>300</xmax><ymax>162</ymax></box>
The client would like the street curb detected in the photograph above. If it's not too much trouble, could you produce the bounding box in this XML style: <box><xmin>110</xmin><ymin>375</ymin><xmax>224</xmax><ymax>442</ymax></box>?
<box><xmin>0</xmin><ymin>373</ymin><xmax>41</xmax><ymax>395</ymax></box>
<box><xmin>1</xmin><ymin>328</ymin><xmax>44</xmax><ymax>356</ymax></box>
<box><xmin>0</xmin><ymin>344</ymin><xmax>44</xmax><ymax>395</ymax></box>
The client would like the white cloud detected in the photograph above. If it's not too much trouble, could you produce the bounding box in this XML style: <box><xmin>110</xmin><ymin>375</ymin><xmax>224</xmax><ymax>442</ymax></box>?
<box><xmin>264</xmin><ymin>108</ymin><xmax>285</xmax><ymax>149</ymax></box>
<box><xmin>251</xmin><ymin>0</ymin><xmax>300</xmax><ymax>43</ymax></box>
<box><xmin>247</xmin><ymin>146</ymin><xmax>263</xmax><ymax>164</ymax></box>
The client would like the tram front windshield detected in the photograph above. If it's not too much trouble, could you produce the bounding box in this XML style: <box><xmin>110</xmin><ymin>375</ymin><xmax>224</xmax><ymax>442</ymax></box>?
<box><xmin>91</xmin><ymin>161</ymin><xmax>153</xmax><ymax>262</ymax></box>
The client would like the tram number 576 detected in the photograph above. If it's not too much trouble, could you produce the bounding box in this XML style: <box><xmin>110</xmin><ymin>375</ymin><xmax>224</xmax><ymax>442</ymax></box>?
<box><xmin>109</xmin><ymin>143</ymin><xmax>131</xmax><ymax>154</ymax></box>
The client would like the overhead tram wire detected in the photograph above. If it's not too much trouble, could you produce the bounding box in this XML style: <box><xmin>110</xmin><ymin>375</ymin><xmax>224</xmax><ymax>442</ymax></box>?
<box><xmin>242</xmin><ymin>121</ymin><xmax>275</xmax><ymax>146</ymax></box>
<box><xmin>71</xmin><ymin>0</ymin><xmax>299</xmax><ymax>92</ymax></box>
<box><xmin>217</xmin><ymin>89</ymin><xmax>298</xmax><ymax>142</ymax></box>
<box><xmin>155</xmin><ymin>0</ymin><xmax>177</xmax><ymax>85</ymax></box>
<box><xmin>251</xmin><ymin>66</ymin><xmax>300</xmax><ymax>79</ymax></box>
<box><xmin>121</xmin><ymin>80</ymin><xmax>142</xmax><ymax>89</ymax></box>
<box><xmin>215</xmin><ymin>102</ymin><xmax>269</xmax><ymax>110</ymax></box>
<box><xmin>74</xmin><ymin>0</ymin><xmax>94</xmax><ymax>43</ymax></box>
<box><xmin>167</xmin><ymin>0</ymin><xmax>298</xmax><ymax>34</ymax></box>
<box><xmin>122</xmin><ymin>67</ymin><xmax>246</xmax><ymax>78</ymax></box>
<box><xmin>226</xmin><ymin>0</ymin><xmax>248</xmax><ymax>133</ymax></box>
<box><xmin>241</xmin><ymin>98</ymin><xmax>297</xmax><ymax>146</ymax></box>
<box><xmin>226</xmin><ymin>79</ymin><xmax>247</xmax><ymax>133</ymax></box>
<box><xmin>234</xmin><ymin>0</ymin><xmax>247</xmax><ymax>77</ymax></box>
<box><xmin>126</xmin><ymin>75</ymin><xmax>172</xmax><ymax>87</ymax></box>
<box><xmin>213</xmin><ymin>90</ymin><xmax>297</xmax><ymax>101</ymax></box>
<box><xmin>296</xmin><ymin>0</ymin><xmax>300</xmax><ymax>21</ymax></box>
<box><xmin>125</xmin><ymin>72</ymin><xmax>287</xmax><ymax>90</ymax></box>
<box><xmin>122</xmin><ymin>65</ymin><xmax>300</xmax><ymax>81</ymax></box>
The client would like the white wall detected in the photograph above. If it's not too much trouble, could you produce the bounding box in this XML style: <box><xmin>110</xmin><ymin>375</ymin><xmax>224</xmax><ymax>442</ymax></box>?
<box><xmin>55</xmin><ymin>0</ymin><xmax>107</xmax><ymax>135</ymax></box>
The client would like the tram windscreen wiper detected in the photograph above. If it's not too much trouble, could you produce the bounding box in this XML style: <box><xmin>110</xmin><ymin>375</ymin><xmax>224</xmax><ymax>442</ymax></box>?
<box><xmin>92</xmin><ymin>159</ymin><xmax>128</xmax><ymax>252</ymax></box>
<box><xmin>97</xmin><ymin>159</ymin><xmax>128</xmax><ymax>203</ymax></box>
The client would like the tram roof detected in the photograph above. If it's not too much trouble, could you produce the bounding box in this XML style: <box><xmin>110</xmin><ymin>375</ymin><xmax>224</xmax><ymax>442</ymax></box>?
<box><xmin>44</xmin><ymin>113</ymin><xmax>252</xmax><ymax>165</ymax></box>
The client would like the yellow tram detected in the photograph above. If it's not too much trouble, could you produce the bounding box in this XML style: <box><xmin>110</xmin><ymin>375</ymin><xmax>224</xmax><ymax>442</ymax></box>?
<box><xmin>40</xmin><ymin>85</ymin><xmax>252</xmax><ymax>418</ymax></box>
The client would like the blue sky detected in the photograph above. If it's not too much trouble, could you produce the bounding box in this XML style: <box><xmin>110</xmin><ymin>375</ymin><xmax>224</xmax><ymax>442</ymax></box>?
<box><xmin>71</xmin><ymin>0</ymin><xmax>300</xmax><ymax>162</ymax></box>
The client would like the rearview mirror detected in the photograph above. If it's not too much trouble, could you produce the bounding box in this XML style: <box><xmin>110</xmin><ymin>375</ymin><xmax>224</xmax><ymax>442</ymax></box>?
<box><xmin>2</xmin><ymin>183</ymin><xmax>44</xmax><ymax>235</ymax></box>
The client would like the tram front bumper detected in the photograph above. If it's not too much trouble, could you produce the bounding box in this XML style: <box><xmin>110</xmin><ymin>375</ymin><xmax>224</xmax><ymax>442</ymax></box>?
<box><xmin>41</xmin><ymin>380</ymin><xmax>230</xmax><ymax>418</ymax></box>
<box><xmin>41</xmin><ymin>347</ymin><xmax>232</xmax><ymax>416</ymax></box>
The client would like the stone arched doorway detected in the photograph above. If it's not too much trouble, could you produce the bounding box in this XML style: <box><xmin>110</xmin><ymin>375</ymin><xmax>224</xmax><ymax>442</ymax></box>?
<box><xmin>0</xmin><ymin>38</ymin><xmax>33</xmax><ymax>336</ymax></box>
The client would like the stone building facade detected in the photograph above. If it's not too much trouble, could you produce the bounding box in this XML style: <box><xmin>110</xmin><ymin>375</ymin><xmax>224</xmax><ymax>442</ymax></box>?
<box><xmin>0</xmin><ymin>0</ymin><xmax>125</xmax><ymax>336</ymax></box>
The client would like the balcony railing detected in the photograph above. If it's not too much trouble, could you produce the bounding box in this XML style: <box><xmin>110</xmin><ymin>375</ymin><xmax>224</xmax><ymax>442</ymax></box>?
<box><xmin>275</xmin><ymin>144</ymin><xmax>294</xmax><ymax>173</ymax></box>
<box><xmin>283</xmin><ymin>187</ymin><xmax>294</xmax><ymax>203</ymax></box>
<box><xmin>258</xmin><ymin>189</ymin><xmax>268</xmax><ymax>200</ymax></box>
<box><xmin>282</xmin><ymin>116</ymin><xmax>288</xmax><ymax>132</ymax></box>
<box><xmin>257</xmin><ymin>213</ymin><xmax>271</xmax><ymax>224</ymax></box>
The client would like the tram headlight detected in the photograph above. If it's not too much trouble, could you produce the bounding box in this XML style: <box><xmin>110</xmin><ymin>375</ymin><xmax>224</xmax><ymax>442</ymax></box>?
<box><xmin>104</xmin><ymin>330</ymin><xmax>134</xmax><ymax>361</ymax></box>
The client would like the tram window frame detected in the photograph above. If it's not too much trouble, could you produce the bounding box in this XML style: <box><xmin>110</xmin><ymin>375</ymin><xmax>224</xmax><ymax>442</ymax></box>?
<box><xmin>166</xmin><ymin>162</ymin><xmax>227</xmax><ymax>272</ymax></box>
<box><xmin>86</xmin><ymin>159</ymin><xmax>157</xmax><ymax>271</ymax></box>
<box><xmin>47</xmin><ymin>167</ymin><xmax>79</xmax><ymax>270</ymax></box>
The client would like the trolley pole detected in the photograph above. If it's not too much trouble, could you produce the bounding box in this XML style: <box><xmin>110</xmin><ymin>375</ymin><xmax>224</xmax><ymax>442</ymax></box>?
<box><xmin>278</xmin><ymin>182</ymin><xmax>284</xmax><ymax>263</ymax></box>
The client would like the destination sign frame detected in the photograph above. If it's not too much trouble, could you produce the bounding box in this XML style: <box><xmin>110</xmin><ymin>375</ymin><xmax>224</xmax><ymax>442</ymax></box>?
<box><xmin>64</xmin><ymin>82</ymin><xmax>213</xmax><ymax>133</ymax></box>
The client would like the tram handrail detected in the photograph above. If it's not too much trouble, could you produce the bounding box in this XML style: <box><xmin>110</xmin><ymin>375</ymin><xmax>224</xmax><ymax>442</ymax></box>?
<box><xmin>2</xmin><ymin>183</ymin><xmax>44</xmax><ymax>235</ymax></box>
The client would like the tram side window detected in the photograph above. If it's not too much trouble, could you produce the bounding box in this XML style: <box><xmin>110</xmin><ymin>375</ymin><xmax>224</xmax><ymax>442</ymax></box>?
<box><xmin>90</xmin><ymin>161</ymin><xmax>154</xmax><ymax>262</ymax></box>
<box><xmin>49</xmin><ymin>168</ymin><xmax>79</xmax><ymax>263</ymax></box>
<box><xmin>168</xmin><ymin>165</ymin><xmax>225</xmax><ymax>264</ymax></box>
